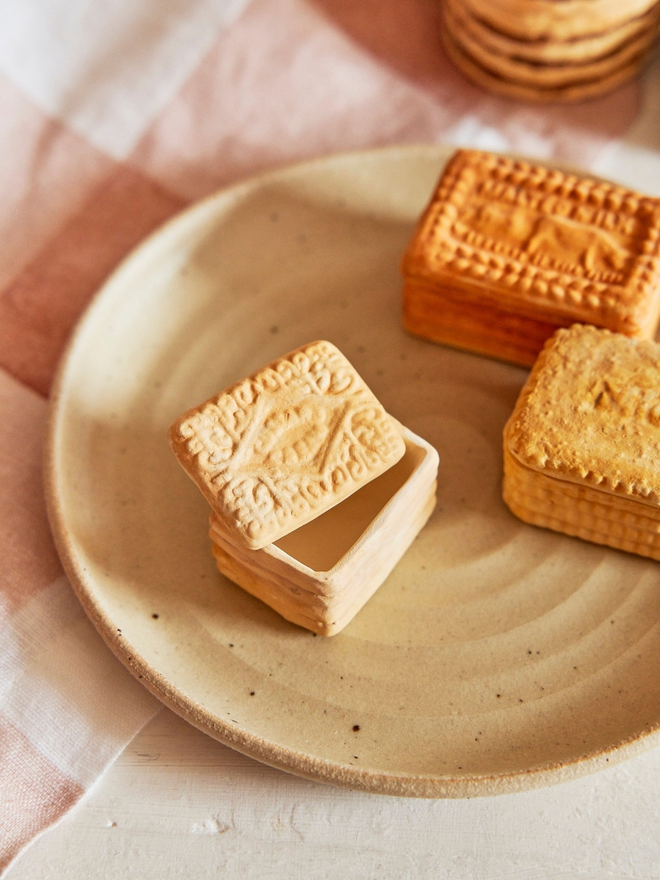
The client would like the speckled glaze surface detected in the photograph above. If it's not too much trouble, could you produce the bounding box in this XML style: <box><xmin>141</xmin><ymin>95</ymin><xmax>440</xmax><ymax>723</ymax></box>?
<box><xmin>45</xmin><ymin>145</ymin><xmax>660</xmax><ymax>798</ymax></box>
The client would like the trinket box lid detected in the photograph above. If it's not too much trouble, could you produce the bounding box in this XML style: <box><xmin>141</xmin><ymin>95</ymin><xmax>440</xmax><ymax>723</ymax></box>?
<box><xmin>168</xmin><ymin>341</ymin><xmax>406</xmax><ymax>549</ymax></box>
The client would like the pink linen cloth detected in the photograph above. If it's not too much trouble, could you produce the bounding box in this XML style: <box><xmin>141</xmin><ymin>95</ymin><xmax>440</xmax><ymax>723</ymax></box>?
<box><xmin>0</xmin><ymin>0</ymin><xmax>649</xmax><ymax>870</ymax></box>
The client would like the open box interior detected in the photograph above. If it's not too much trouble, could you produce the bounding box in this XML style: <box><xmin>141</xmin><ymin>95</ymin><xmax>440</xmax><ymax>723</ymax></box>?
<box><xmin>274</xmin><ymin>439</ymin><xmax>423</xmax><ymax>572</ymax></box>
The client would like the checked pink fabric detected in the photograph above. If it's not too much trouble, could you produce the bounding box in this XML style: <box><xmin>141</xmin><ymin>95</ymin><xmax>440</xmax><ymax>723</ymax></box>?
<box><xmin>0</xmin><ymin>0</ymin><xmax>650</xmax><ymax>871</ymax></box>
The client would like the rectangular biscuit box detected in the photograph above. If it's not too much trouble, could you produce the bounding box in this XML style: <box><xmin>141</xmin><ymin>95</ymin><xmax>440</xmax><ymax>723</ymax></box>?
<box><xmin>402</xmin><ymin>149</ymin><xmax>660</xmax><ymax>366</ymax></box>
<box><xmin>503</xmin><ymin>323</ymin><xmax>660</xmax><ymax>560</ymax></box>
<box><xmin>169</xmin><ymin>341</ymin><xmax>438</xmax><ymax>636</ymax></box>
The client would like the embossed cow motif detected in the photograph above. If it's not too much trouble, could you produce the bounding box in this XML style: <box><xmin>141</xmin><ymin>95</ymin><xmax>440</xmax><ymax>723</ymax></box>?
<box><xmin>466</xmin><ymin>201</ymin><xmax>631</xmax><ymax>276</ymax></box>
<box><xmin>525</xmin><ymin>215</ymin><xmax>630</xmax><ymax>274</ymax></box>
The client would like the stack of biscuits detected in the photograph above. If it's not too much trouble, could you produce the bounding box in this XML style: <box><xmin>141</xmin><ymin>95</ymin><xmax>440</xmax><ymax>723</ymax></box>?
<box><xmin>441</xmin><ymin>0</ymin><xmax>660</xmax><ymax>103</ymax></box>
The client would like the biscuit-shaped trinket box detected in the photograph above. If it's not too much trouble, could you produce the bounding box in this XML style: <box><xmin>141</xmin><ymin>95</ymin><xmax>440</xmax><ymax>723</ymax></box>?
<box><xmin>169</xmin><ymin>341</ymin><xmax>439</xmax><ymax>635</ymax></box>
<box><xmin>402</xmin><ymin>150</ymin><xmax>660</xmax><ymax>366</ymax></box>
<box><xmin>503</xmin><ymin>323</ymin><xmax>660</xmax><ymax>560</ymax></box>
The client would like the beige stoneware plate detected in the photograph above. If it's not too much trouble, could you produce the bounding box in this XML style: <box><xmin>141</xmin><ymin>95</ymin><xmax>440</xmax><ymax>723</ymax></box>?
<box><xmin>45</xmin><ymin>145</ymin><xmax>660</xmax><ymax>798</ymax></box>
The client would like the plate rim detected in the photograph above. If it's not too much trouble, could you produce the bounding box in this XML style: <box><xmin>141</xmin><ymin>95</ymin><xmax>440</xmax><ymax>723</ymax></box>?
<box><xmin>43</xmin><ymin>143</ymin><xmax>660</xmax><ymax>798</ymax></box>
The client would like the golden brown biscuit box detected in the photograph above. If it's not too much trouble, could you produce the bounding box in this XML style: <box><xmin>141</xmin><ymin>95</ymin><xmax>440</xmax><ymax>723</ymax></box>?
<box><xmin>503</xmin><ymin>323</ymin><xmax>660</xmax><ymax>560</ymax></box>
<box><xmin>402</xmin><ymin>150</ymin><xmax>660</xmax><ymax>366</ymax></box>
<box><xmin>169</xmin><ymin>340</ymin><xmax>439</xmax><ymax>635</ymax></box>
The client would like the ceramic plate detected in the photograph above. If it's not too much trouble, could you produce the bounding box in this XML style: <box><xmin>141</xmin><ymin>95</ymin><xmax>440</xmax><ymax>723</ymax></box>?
<box><xmin>46</xmin><ymin>145</ymin><xmax>660</xmax><ymax>798</ymax></box>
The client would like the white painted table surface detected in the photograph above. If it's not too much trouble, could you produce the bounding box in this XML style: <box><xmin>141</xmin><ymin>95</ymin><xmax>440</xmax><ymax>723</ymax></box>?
<box><xmin>9</xmin><ymin>55</ymin><xmax>660</xmax><ymax>880</ymax></box>
<box><xmin>9</xmin><ymin>706</ymin><xmax>660</xmax><ymax>880</ymax></box>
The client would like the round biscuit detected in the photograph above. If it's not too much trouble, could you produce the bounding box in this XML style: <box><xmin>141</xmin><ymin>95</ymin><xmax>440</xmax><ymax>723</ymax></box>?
<box><xmin>460</xmin><ymin>0</ymin><xmax>660</xmax><ymax>43</ymax></box>
<box><xmin>442</xmin><ymin>1</ymin><xmax>660</xmax><ymax>89</ymax></box>
<box><xmin>445</xmin><ymin>0</ymin><xmax>660</xmax><ymax>64</ymax></box>
<box><xmin>441</xmin><ymin>21</ymin><xmax>648</xmax><ymax>103</ymax></box>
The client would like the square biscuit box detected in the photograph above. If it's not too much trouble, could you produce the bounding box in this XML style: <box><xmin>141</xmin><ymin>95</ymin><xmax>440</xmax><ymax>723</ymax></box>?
<box><xmin>503</xmin><ymin>323</ymin><xmax>660</xmax><ymax>560</ymax></box>
<box><xmin>401</xmin><ymin>149</ymin><xmax>660</xmax><ymax>366</ymax></box>
<box><xmin>169</xmin><ymin>341</ymin><xmax>438</xmax><ymax>636</ymax></box>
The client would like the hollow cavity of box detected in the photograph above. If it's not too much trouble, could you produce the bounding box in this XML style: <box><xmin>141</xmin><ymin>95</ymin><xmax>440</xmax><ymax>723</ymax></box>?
<box><xmin>209</xmin><ymin>423</ymin><xmax>438</xmax><ymax>636</ymax></box>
